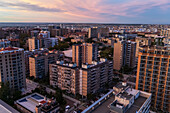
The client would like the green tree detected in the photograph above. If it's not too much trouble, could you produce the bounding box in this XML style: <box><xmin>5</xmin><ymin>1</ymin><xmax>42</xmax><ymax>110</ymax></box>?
<box><xmin>0</xmin><ymin>82</ymin><xmax>22</xmax><ymax>106</ymax></box>
<box><xmin>100</xmin><ymin>47</ymin><xmax>113</xmax><ymax>60</ymax></box>
<box><xmin>54</xmin><ymin>88</ymin><xmax>66</xmax><ymax>105</ymax></box>
<box><xmin>85</xmin><ymin>38</ymin><xmax>95</xmax><ymax>43</ymax></box>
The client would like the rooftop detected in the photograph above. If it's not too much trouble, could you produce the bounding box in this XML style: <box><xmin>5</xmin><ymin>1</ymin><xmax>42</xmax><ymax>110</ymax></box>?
<box><xmin>63</xmin><ymin>49</ymin><xmax>72</xmax><ymax>58</ymax></box>
<box><xmin>0</xmin><ymin>99</ymin><xmax>19</xmax><ymax>113</ymax></box>
<box><xmin>85</xmin><ymin>83</ymin><xmax>151</xmax><ymax>113</ymax></box>
<box><xmin>16</xmin><ymin>93</ymin><xmax>49</xmax><ymax>112</ymax></box>
<box><xmin>0</xmin><ymin>47</ymin><xmax>23</xmax><ymax>53</ymax></box>
<box><xmin>126</xmin><ymin>96</ymin><xmax>147</xmax><ymax>113</ymax></box>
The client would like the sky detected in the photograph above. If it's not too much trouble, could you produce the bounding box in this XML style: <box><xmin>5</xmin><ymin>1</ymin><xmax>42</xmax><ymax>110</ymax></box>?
<box><xmin>0</xmin><ymin>0</ymin><xmax>170</xmax><ymax>24</ymax></box>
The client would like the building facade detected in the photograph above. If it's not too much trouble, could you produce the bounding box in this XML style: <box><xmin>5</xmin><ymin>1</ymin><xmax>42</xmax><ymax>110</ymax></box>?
<box><xmin>72</xmin><ymin>43</ymin><xmax>98</xmax><ymax>67</ymax></box>
<box><xmin>79</xmin><ymin>58</ymin><xmax>113</xmax><ymax>96</ymax></box>
<box><xmin>28</xmin><ymin>37</ymin><xmax>40</xmax><ymax>51</ymax></box>
<box><xmin>44</xmin><ymin>38</ymin><xmax>58</xmax><ymax>48</ymax></box>
<box><xmin>161</xmin><ymin>28</ymin><xmax>170</xmax><ymax>38</ymax></box>
<box><xmin>113</xmin><ymin>40</ymin><xmax>136</xmax><ymax>70</ymax></box>
<box><xmin>29</xmin><ymin>51</ymin><xmax>59</xmax><ymax>78</ymax></box>
<box><xmin>0</xmin><ymin>39</ymin><xmax>10</xmax><ymax>48</ymax></box>
<box><xmin>88</xmin><ymin>27</ymin><xmax>98</xmax><ymax>38</ymax></box>
<box><xmin>50</xmin><ymin>61</ymin><xmax>79</xmax><ymax>94</ymax></box>
<box><xmin>50</xmin><ymin>58</ymin><xmax>113</xmax><ymax>96</ymax></box>
<box><xmin>136</xmin><ymin>46</ymin><xmax>170</xmax><ymax>112</ymax></box>
<box><xmin>0</xmin><ymin>47</ymin><xmax>26</xmax><ymax>90</ymax></box>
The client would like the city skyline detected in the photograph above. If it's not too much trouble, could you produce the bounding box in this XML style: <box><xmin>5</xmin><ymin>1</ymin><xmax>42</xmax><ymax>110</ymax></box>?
<box><xmin>1</xmin><ymin>0</ymin><xmax>170</xmax><ymax>24</ymax></box>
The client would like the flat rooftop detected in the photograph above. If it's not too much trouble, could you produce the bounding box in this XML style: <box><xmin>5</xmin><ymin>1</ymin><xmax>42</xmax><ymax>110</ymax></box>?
<box><xmin>91</xmin><ymin>95</ymin><xmax>147</xmax><ymax>113</ymax></box>
<box><xmin>0</xmin><ymin>99</ymin><xmax>19</xmax><ymax>113</ymax></box>
<box><xmin>126</xmin><ymin>96</ymin><xmax>147</xmax><ymax>113</ymax></box>
<box><xmin>16</xmin><ymin>93</ymin><xmax>48</xmax><ymax>112</ymax></box>
<box><xmin>114</xmin><ymin>82</ymin><xmax>128</xmax><ymax>90</ymax></box>
<box><xmin>0</xmin><ymin>47</ymin><xmax>23</xmax><ymax>53</ymax></box>
<box><xmin>92</xmin><ymin>96</ymin><xmax>115</xmax><ymax>113</ymax></box>
<box><xmin>63</xmin><ymin>49</ymin><xmax>72</xmax><ymax>58</ymax></box>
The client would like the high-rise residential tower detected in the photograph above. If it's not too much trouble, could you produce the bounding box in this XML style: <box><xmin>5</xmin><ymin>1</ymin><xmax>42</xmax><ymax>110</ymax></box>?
<box><xmin>0</xmin><ymin>47</ymin><xmax>26</xmax><ymax>90</ymax></box>
<box><xmin>28</xmin><ymin>37</ymin><xmax>40</xmax><ymax>51</ymax></box>
<box><xmin>29</xmin><ymin>51</ymin><xmax>59</xmax><ymax>78</ymax></box>
<box><xmin>136</xmin><ymin>46</ymin><xmax>170</xmax><ymax>112</ymax></box>
<box><xmin>72</xmin><ymin>43</ymin><xmax>98</xmax><ymax>67</ymax></box>
<box><xmin>113</xmin><ymin>40</ymin><xmax>136</xmax><ymax>70</ymax></box>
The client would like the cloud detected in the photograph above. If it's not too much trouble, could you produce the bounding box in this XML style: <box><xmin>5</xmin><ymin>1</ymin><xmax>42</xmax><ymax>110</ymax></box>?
<box><xmin>0</xmin><ymin>1</ymin><xmax>65</xmax><ymax>12</ymax></box>
<box><xmin>0</xmin><ymin>0</ymin><xmax>170</xmax><ymax>23</ymax></box>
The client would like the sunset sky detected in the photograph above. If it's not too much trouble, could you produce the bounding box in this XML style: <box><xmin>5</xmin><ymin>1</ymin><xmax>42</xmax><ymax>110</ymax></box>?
<box><xmin>0</xmin><ymin>0</ymin><xmax>170</xmax><ymax>24</ymax></box>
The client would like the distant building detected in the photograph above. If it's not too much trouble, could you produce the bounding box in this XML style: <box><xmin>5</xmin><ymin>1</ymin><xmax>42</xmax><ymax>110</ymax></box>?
<box><xmin>0</xmin><ymin>47</ymin><xmax>26</xmax><ymax>90</ymax></box>
<box><xmin>88</xmin><ymin>27</ymin><xmax>98</xmax><ymax>38</ymax></box>
<box><xmin>88</xmin><ymin>27</ymin><xmax>109</xmax><ymax>38</ymax></box>
<box><xmin>29</xmin><ymin>50</ymin><xmax>59</xmax><ymax>78</ymax></box>
<box><xmin>0</xmin><ymin>39</ymin><xmax>10</xmax><ymax>48</ymax></box>
<box><xmin>50</xmin><ymin>61</ymin><xmax>79</xmax><ymax>94</ymax></box>
<box><xmin>44</xmin><ymin>38</ymin><xmax>58</xmax><ymax>48</ymax></box>
<box><xmin>8</xmin><ymin>38</ymin><xmax>20</xmax><ymax>47</ymax></box>
<box><xmin>71</xmin><ymin>38</ymin><xmax>84</xmax><ymax>43</ymax></box>
<box><xmin>31</xmin><ymin>30</ymin><xmax>40</xmax><ymax>38</ymax></box>
<box><xmin>72</xmin><ymin>43</ymin><xmax>98</xmax><ymax>67</ymax></box>
<box><xmin>56</xmin><ymin>36</ymin><xmax>66</xmax><ymax>41</ymax></box>
<box><xmin>113</xmin><ymin>40</ymin><xmax>136</xmax><ymax>70</ymax></box>
<box><xmin>15</xmin><ymin>93</ymin><xmax>60</xmax><ymax>113</ymax></box>
<box><xmin>98</xmin><ymin>27</ymin><xmax>109</xmax><ymax>38</ymax></box>
<box><xmin>135</xmin><ymin>37</ymin><xmax>151</xmax><ymax>57</ymax></box>
<box><xmin>161</xmin><ymin>28</ymin><xmax>170</xmax><ymax>38</ymax></box>
<box><xmin>24</xmin><ymin>48</ymin><xmax>49</xmax><ymax>76</ymax></box>
<box><xmin>0</xmin><ymin>28</ymin><xmax>5</xmax><ymax>39</ymax></box>
<box><xmin>38</xmin><ymin>31</ymin><xmax>50</xmax><ymax>38</ymax></box>
<box><xmin>136</xmin><ymin>46</ymin><xmax>170</xmax><ymax>112</ymax></box>
<box><xmin>28</xmin><ymin>37</ymin><xmax>40</xmax><ymax>51</ymax></box>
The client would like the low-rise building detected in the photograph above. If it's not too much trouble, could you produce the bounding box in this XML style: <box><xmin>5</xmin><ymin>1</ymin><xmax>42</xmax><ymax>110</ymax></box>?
<box><xmin>15</xmin><ymin>93</ymin><xmax>59</xmax><ymax>113</ymax></box>
<box><xmin>111</xmin><ymin>82</ymin><xmax>151</xmax><ymax>113</ymax></box>
<box><xmin>82</xmin><ymin>82</ymin><xmax>151</xmax><ymax>113</ymax></box>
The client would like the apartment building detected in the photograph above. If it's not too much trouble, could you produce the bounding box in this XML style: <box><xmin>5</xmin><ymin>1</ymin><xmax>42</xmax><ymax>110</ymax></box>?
<box><xmin>0</xmin><ymin>47</ymin><xmax>26</xmax><ymax>90</ymax></box>
<box><xmin>88</xmin><ymin>27</ymin><xmax>98</xmax><ymax>38</ymax></box>
<box><xmin>38</xmin><ymin>31</ymin><xmax>50</xmax><ymax>38</ymax></box>
<box><xmin>29</xmin><ymin>51</ymin><xmax>59</xmax><ymax>78</ymax></box>
<box><xmin>24</xmin><ymin>48</ymin><xmax>49</xmax><ymax>76</ymax></box>
<box><xmin>88</xmin><ymin>27</ymin><xmax>109</xmax><ymax>38</ymax></box>
<box><xmin>136</xmin><ymin>46</ymin><xmax>170</xmax><ymax>112</ymax></box>
<box><xmin>0</xmin><ymin>39</ymin><xmax>10</xmax><ymax>48</ymax></box>
<box><xmin>135</xmin><ymin>37</ymin><xmax>151</xmax><ymax>57</ymax></box>
<box><xmin>44</xmin><ymin>38</ymin><xmax>58</xmax><ymax>48</ymax></box>
<box><xmin>113</xmin><ymin>40</ymin><xmax>136</xmax><ymax>70</ymax></box>
<box><xmin>28</xmin><ymin>37</ymin><xmax>40</xmax><ymax>51</ymax></box>
<box><xmin>72</xmin><ymin>43</ymin><xmax>98</xmax><ymax>67</ymax></box>
<box><xmin>50</xmin><ymin>58</ymin><xmax>113</xmax><ymax>96</ymax></box>
<box><xmin>161</xmin><ymin>28</ymin><xmax>170</xmax><ymax>38</ymax></box>
<box><xmin>50</xmin><ymin>61</ymin><xmax>79</xmax><ymax>94</ymax></box>
<box><xmin>79</xmin><ymin>58</ymin><xmax>113</xmax><ymax>96</ymax></box>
